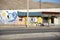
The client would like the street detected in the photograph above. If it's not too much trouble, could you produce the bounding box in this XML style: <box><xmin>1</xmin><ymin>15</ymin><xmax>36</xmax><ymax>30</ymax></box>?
<box><xmin>0</xmin><ymin>32</ymin><xmax>60</xmax><ymax>40</ymax></box>
<box><xmin>0</xmin><ymin>27</ymin><xmax>60</xmax><ymax>35</ymax></box>
<box><xmin>0</xmin><ymin>26</ymin><xmax>60</xmax><ymax>40</ymax></box>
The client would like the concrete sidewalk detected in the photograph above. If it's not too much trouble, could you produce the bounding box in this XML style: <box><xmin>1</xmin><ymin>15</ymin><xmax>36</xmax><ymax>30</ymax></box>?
<box><xmin>0</xmin><ymin>24</ymin><xmax>60</xmax><ymax>30</ymax></box>
<box><xmin>0</xmin><ymin>32</ymin><xmax>60</xmax><ymax>40</ymax></box>
<box><xmin>0</xmin><ymin>26</ymin><xmax>60</xmax><ymax>30</ymax></box>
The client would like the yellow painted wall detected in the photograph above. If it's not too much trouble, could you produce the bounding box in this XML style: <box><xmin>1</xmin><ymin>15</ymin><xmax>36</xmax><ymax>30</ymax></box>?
<box><xmin>37</xmin><ymin>17</ymin><xmax>43</xmax><ymax>24</ymax></box>
<box><xmin>1</xmin><ymin>12</ymin><xmax>6</xmax><ymax>17</ymax></box>
<box><xmin>24</xmin><ymin>17</ymin><xmax>27</xmax><ymax>25</ymax></box>
<box><xmin>48</xmin><ymin>18</ymin><xmax>51</xmax><ymax>24</ymax></box>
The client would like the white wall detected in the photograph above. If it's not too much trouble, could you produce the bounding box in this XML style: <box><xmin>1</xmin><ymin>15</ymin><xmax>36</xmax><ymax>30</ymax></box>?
<box><xmin>54</xmin><ymin>18</ymin><xmax>59</xmax><ymax>25</ymax></box>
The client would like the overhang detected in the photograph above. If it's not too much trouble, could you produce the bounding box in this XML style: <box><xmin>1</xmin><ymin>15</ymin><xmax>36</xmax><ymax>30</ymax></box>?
<box><xmin>18</xmin><ymin>12</ymin><xmax>42</xmax><ymax>16</ymax></box>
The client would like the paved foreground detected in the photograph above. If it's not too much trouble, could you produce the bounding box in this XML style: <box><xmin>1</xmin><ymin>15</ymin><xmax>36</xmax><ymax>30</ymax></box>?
<box><xmin>0</xmin><ymin>27</ymin><xmax>60</xmax><ymax>35</ymax></box>
<box><xmin>0</xmin><ymin>32</ymin><xmax>60</xmax><ymax>40</ymax></box>
<box><xmin>0</xmin><ymin>26</ymin><xmax>60</xmax><ymax>40</ymax></box>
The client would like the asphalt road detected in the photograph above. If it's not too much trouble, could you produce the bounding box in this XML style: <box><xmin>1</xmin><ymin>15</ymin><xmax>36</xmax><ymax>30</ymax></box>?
<box><xmin>15</xmin><ymin>37</ymin><xmax>60</xmax><ymax>40</ymax></box>
<box><xmin>0</xmin><ymin>37</ymin><xmax>60</xmax><ymax>40</ymax></box>
<box><xmin>0</xmin><ymin>27</ymin><xmax>60</xmax><ymax>40</ymax></box>
<box><xmin>0</xmin><ymin>27</ymin><xmax>60</xmax><ymax>35</ymax></box>
<box><xmin>0</xmin><ymin>32</ymin><xmax>60</xmax><ymax>40</ymax></box>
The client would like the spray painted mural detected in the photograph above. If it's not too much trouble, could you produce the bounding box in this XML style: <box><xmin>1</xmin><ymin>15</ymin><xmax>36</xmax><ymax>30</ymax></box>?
<box><xmin>0</xmin><ymin>10</ymin><xmax>18</xmax><ymax>24</ymax></box>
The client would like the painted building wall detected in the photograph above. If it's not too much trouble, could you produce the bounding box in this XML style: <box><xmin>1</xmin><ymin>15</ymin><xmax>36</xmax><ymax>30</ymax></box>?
<box><xmin>54</xmin><ymin>18</ymin><xmax>59</xmax><ymax>25</ymax></box>
<box><xmin>28</xmin><ymin>17</ymin><xmax>43</xmax><ymax>26</ymax></box>
<box><xmin>37</xmin><ymin>17</ymin><xmax>43</xmax><ymax>24</ymax></box>
<box><xmin>15</xmin><ymin>17</ymin><xmax>26</xmax><ymax>26</ymax></box>
<box><xmin>0</xmin><ymin>10</ymin><xmax>60</xmax><ymax>26</ymax></box>
<box><xmin>0</xmin><ymin>10</ymin><xmax>18</xmax><ymax>24</ymax></box>
<box><xmin>28</xmin><ymin>17</ymin><xmax>37</xmax><ymax>26</ymax></box>
<box><xmin>54</xmin><ymin>17</ymin><xmax>60</xmax><ymax>25</ymax></box>
<box><xmin>0</xmin><ymin>10</ymin><xmax>27</xmax><ymax>26</ymax></box>
<box><xmin>48</xmin><ymin>18</ymin><xmax>51</xmax><ymax>24</ymax></box>
<box><xmin>58</xmin><ymin>17</ymin><xmax>60</xmax><ymax>25</ymax></box>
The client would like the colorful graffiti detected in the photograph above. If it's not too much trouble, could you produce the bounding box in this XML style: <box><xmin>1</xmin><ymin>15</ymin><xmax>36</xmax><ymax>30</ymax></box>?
<box><xmin>0</xmin><ymin>10</ymin><xmax>18</xmax><ymax>24</ymax></box>
<box><xmin>6</xmin><ymin>11</ymin><xmax>18</xmax><ymax>22</ymax></box>
<box><xmin>29</xmin><ymin>17</ymin><xmax>37</xmax><ymax>23</ymax></box>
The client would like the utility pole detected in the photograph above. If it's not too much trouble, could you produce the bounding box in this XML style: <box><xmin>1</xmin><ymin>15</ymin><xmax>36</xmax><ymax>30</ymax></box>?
<box><xmin>40</xmin><ymin>0</ymin><xmax>41</xmax><ymax>9</ymax></box>
<box><xmin>26</xmin><ymin>0</ymin><xmax>29</xmax><ymax>27</ymax></box>
<box><xmin>48</xmin><ymin>15</ymin><xmax>50</xmax><ymax>27</ymax></box>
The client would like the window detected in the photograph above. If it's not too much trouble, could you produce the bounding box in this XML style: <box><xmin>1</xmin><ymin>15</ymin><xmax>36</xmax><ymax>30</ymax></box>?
<box><xmin>19</xmin><ymin>17</ymin><xmax>23</xmax><ymax>21</ymax></box>
<box><xmin>19</xmin><ymin>18</ymin><xmax>23</xmax><ymax>21</ymax></box>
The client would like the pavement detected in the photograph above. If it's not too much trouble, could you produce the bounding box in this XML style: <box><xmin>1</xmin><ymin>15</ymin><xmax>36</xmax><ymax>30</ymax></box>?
<box><xmin>0</xmin><ymin>25</ymin><xmax>60</xmax><ymax>35</ymax></box>
<box><xmin>0</xmin><ymin>25</ymin><xmax>60</xmax><ymax>29</ymax></box>
<box><xmin>0</xmin><ymin>25</ymin><xmax>60</xmax><ymax>40</ymax></box>
<box><xmin>0</xmin><ymin>32</ymin><xmax>60</xmax><ymax>40</ymax></box>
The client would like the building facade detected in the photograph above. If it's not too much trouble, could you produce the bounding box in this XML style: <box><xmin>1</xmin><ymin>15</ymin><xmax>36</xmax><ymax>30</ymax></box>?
<box><xmin>0</xmin><ymin>10</ymin><xmax>60</xmax><ymax>27</ymax></box>
<box><xmin>42</xmin><ymin>12</ymin><xmax>60</xmax><ymax>26</ymax></box>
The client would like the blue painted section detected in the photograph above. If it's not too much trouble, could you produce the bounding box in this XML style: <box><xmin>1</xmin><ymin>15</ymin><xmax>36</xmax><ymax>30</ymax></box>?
<box><xmin>6</xmin><ymin>11</ymin><xmax>18</xmax><ymax>22</ymax></box>
<box><xmin>33</xmin><ymin>0</ymin><xmax>60</xmax><ymax>4</ymax></box>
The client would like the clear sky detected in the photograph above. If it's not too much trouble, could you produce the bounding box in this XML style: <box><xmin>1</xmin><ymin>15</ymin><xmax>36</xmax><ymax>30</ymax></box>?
<box><xmin>33</xmin><ymin>0</ymin><xmax>60</xmax><ymax>4</ymax></box>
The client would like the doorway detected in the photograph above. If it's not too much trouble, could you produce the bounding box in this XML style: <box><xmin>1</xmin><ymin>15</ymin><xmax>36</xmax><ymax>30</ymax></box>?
<box><xmin>51</xmin><ymin>16</ymin><xmax>54</xmax><ymax>24</ymax></box>
<box><xmin>43</xmin><ymin>17</ymin><xmax>48</xmax><ymax>23</ymax></box>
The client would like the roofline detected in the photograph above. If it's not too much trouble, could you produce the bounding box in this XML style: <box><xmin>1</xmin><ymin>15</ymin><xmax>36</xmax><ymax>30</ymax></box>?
<box><xmin>1</xmin><ymin>8</ymin><xmax>60</xmax><ymax>12</ymax></box>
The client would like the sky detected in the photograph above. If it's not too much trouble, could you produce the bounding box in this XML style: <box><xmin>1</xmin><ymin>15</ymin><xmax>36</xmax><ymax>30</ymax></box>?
<box><xmin>33</xmin><ymin>0</ymin><xmax>60</xmax><ymax>4</ymax></box>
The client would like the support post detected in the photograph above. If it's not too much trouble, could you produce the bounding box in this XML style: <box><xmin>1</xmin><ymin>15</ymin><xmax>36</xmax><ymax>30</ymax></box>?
<box><xmin>48</xmin><ymin>16</ymin><xmax>49</xmax><ymax>27</ymax></box>
<box><xmin>40</xmin><ymin>0</ymin><xmax>41</xmax><ymax>9</ymax></box>
<box><xmin>26</xmin><ymin>0</ymin><xmax>29</xmax><ymax>27</ymax></box>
